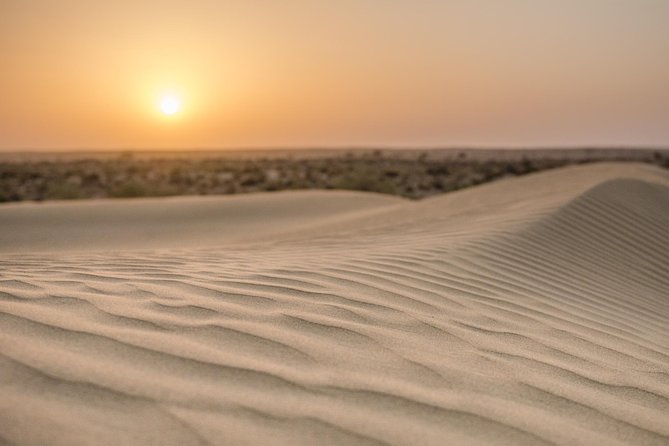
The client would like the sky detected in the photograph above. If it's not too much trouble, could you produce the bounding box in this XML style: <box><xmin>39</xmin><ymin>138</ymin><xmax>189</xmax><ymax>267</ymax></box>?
<box><xmin>1</xmin><ymin>0</ymin><xmax>669</xmax><ymax>150</ymax></box>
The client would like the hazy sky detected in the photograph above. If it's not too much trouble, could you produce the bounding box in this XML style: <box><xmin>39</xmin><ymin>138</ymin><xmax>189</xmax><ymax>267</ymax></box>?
<box><xmin>1</xmin><ymin>0</ymin><xmax>669</xmax><ymax>150</ymax></box>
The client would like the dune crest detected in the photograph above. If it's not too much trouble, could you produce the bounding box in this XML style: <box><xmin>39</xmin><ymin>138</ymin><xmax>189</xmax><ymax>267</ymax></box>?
<box><xmin>1</xmin><ymin>163</ymin><xmax>668</xmax><ymax>445</ymax></box>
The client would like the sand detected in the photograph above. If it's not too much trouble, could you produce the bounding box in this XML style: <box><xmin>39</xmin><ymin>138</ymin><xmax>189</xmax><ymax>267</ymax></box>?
<box><xmin>1</xmin><ymin>162</ymin><xmax>668</xmax><ymax>445</ymax></box>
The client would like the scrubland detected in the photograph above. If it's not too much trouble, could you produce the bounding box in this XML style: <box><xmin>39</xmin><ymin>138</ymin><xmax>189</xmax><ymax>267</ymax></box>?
<box><xmin>1</xmin><ymin>148</ymin><xmax>667</xmax><ymax>201</ymax></box>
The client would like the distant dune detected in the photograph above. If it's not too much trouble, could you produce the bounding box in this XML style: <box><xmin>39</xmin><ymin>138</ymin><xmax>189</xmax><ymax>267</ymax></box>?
<box><xmin>1</xmin><ymin>162</ymin><xmax>668</xmax><ymax>445</ymax></box>
<box><xmin>0</xmin><ymin>191</ymin><xmax>403</xmax><ymax>253</ymax></box>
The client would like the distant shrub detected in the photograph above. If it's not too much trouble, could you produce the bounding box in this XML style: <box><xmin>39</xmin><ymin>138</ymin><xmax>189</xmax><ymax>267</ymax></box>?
<box><xmin>331</xmin><ymin>169</ymin><xmax>397</xmax><ymax>195</ymax></box>
<box><xmin>1</xmin><ymin>150</ymin><xmax>667</xmax><ymax>202</ymax></box>
<box><xmin>426</xmin><ymin>164</ymin><xmax>450</xmax><ymax>176</ymax></box>
<box><xmin>46</xmin><ymin>182</ymin><xmax>82</xmax><ymax>200</ymax></box>
<box><xmin>110</xmin><ymin>182</ymin><xmax>146</xmax><ymax>198</ymax></box>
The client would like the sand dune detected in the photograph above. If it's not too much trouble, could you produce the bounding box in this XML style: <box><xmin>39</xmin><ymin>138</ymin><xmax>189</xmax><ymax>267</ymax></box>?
<box><xmin>1</xmin><ymin>162</ymin><xmax>668</xmax><ymax>445</ymax></box>
<box><xmin>0</xmin><ymin>191</ymin><xmax>403</xmax><ymax>253</ymax></box>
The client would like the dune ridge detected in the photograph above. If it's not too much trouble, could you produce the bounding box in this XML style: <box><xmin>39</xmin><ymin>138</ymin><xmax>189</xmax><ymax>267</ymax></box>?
<box><xmin>1</xmin><ymin>162</ymin><xmax>668</xmax><ymax>445</ymax></box>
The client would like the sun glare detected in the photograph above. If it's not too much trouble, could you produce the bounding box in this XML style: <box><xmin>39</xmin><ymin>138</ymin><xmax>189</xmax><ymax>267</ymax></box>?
<box><xmin>160</xmin><ymin>94</ymin><xmax>181</xmax><ymax>115</ymax></box>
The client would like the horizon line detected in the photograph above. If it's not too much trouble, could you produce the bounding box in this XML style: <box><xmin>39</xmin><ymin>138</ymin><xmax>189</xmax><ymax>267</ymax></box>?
<box><xmin>2</xmin><ymin>145</ymin><xmax>669</xmax><ymax>154</ymax></box>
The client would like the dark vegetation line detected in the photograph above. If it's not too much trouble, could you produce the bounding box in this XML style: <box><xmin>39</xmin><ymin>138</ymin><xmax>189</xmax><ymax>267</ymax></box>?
<box><xmin>1</xmin><ymin>150</ymin><xmax>668</xmax><ymax>202</ymax></box>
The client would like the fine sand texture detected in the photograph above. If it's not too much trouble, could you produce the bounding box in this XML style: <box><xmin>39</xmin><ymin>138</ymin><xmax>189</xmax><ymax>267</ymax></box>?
<box><xmin>1</xmin><ymin>162</ymin><xmax>668</xmax><ymax>445</ymax></box>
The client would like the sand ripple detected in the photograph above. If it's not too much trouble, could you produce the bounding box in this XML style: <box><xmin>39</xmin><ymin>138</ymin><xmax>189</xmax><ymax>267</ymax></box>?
<box><xmin>1</xmin><ymin>163</ymin><xmax>668</xmax><ymax>445</ymax></box>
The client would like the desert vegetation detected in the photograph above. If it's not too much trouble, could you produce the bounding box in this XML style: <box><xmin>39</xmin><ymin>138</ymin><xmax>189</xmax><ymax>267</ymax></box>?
<box><xmin>1</xmin><ymin>149</ymin><xmax>667</xmax><ymax>202</ymax></box>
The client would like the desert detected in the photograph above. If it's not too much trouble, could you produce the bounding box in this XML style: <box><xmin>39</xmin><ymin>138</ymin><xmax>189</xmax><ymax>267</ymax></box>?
<box><xmin>1</xmin><ymin>162</ymin><xmax>668</xmax><ymax>445</ymax></box>
<box><xmin>3</xmin><ymin>1</ymin><xmax>669</xmax><ymax>444</ymax></box>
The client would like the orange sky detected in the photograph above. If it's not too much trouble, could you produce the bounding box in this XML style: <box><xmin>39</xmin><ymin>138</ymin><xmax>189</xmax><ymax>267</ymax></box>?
<box><xmin>1</xmin><ymin>0</ymin><xmax>669</xmax><ymax>150</ymax></box>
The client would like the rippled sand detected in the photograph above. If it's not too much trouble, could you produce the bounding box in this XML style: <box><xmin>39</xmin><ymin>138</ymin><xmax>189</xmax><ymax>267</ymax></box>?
<box><xmin>1</xmin><ymin>162</ymin><xmax>668</xmax><ymax>445</ymax></box>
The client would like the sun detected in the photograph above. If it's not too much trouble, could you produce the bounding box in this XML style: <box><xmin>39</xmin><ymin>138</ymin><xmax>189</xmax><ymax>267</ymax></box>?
<box><xmin>159</xmin><ymin>94</ymin><xmax>181</xmax><ymax>115</ymax></box>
